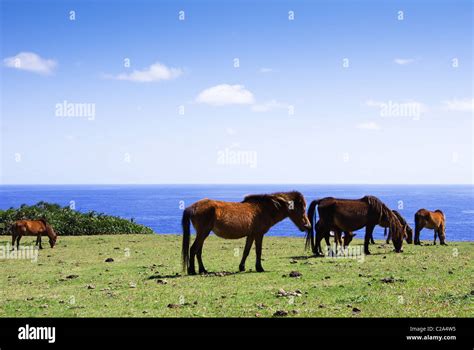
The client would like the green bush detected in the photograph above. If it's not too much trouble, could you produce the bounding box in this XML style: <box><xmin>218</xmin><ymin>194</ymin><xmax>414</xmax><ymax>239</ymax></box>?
<box><xmin>0</xmin><ymin>202</ymin><xmax>154</xmax><ymax>235</ymax></box>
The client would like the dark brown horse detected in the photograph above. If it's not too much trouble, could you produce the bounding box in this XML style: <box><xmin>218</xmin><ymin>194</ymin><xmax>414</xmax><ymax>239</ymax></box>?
<box><xmin>11</xmin><ymin>219</ymin><xmax>58</xmax><ymax>249</ymax></box>
<box><xmin>414</xmin><ymin>209</ymin><xmax>446</xmax><ymax>245</ymax></box>
<box><xmin>384</xmin><ymin>210</ymin><xmax>413</xmax><ymax>244</ymax></box>
<box><xmin>306</xmin><ymin>196</ymin><xmax>404</xmax><ymax>255</ymax></box>
<box><xmin>182</xmin><ymin>191</ymin><xmax>311</xmax><ymax>275</ymax></box>
<box><xmin>309</xmin><ymin>219</ymin><xmax>355</xmax><ymax>254</ymax></box>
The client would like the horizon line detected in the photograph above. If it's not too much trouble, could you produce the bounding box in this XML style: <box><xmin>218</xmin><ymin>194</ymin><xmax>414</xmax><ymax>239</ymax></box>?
<box><xmin>1</xmin><ymin>183</ymin><xmax>473</xmax><ymax>186</ymax></box>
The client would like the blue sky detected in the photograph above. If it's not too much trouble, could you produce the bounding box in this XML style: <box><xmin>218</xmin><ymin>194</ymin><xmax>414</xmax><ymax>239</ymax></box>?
<box><xmin>1</xmin><ymin>0</ymin><xmax>472</xmax><ymax>184</ymax></box>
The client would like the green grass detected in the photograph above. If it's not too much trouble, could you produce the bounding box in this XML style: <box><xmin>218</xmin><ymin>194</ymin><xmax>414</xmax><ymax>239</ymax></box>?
<box><xmin>0</xmin><ymin>234</ymin><xmax>472</xmax><ymax>317</ymax></box>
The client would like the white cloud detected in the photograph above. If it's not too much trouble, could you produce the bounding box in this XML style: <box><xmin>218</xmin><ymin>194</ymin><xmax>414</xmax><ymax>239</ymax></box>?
<box><xmin>394</xmin><ymin>58</ymin><xmax>416</xmax><ymax>65</ymax></box>
<box><xmin>196</xmin><ymin>84</ymin><xmax>255</xmax><ymax>106</ymax></box>
<box><xmin>259</xmin><ymin>67</ymin><xmax>274</xmax><ymax>73</ymax></box>
<box><xmin>251</xmin><ymin>99</ymin><xmax>288</xmax><ymax>112</ymax></box>
<box><xmin>110</xmin><ymin>62</ymin><xmax>182</xmax><ymax>82</ymax></box>
<box><xmin>442</xmin><ymin>98</ymin><xmax>474</xmax><ymax>112</ymax></box>
<box><xmin>357</xmin><ymin>122</ymin><xmax>380</xmax><ymax>130</ymax></box>
<box><xmin>3</xmin><ymin>52</ymin><xmax>57</xmax><ymax>75</ymax></box>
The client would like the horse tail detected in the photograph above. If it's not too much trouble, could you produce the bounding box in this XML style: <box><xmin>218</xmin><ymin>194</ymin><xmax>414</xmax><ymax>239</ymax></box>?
<box><xmin>414</xmin><ymin>211</ymin><xmax>422</xmax><ymax>231</ymax></box>
<box><xmin>305</xmin><ymin>200</ymin><xmax>319</xmax><ymax>251</ymax></box>
<box><xmin>181</xmin><ymin>206</ymin><xmax>193</xmax><ymax>272</ymax></box>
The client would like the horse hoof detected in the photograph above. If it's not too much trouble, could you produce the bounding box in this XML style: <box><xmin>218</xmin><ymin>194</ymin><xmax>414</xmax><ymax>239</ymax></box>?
<box><xmin>239</xmin><ymin>266</ymin><xmax>245</xmax><ymax>272</ymax></box>
<box><xmin>199</xmin><ymin>270</ymin><xmax>208</xmax><ymax>274</ymax></box>
<box><xmin>256</xmin><ymin>267</ymin><xmax>265</xmax><ymax>273</ymax></box>
<box><xmin>187</xmin><ymin>270</ymin><xmax>197</xmax><ymax>276</ymax></box>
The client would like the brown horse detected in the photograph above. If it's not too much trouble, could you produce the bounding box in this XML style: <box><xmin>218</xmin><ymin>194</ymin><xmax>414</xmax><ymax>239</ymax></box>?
<box><xmin>306</xmin><ymin>196</ymin><xmax>404</xmax><ymax>255</ymax></box>
<box><xmin>11</xmin><ymin>219</ymin><xmax>58</xmax><ymax>249</ymax></box>
<box><xmin>384</xmin><ymin>210</ymin><xmax>413</xmax><ymax>244</ymax></box>
<box><xmin>414</xmin><ymin>209</ymin><xmax>446</xmax><ymax>245</ymax></box>
<box><xmin>310</xmin><ymin>219</ymin><xmax>355</xmax><ymax>254</ymax></box>
<box><xmin>181</xmin><ymin>191</ymin><xmax>311</xmax><ymax>275</ymax></box>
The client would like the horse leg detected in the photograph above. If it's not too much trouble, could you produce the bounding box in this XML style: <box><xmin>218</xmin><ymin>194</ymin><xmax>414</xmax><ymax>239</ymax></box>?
<box><xmin>36</xmin><ymin>235</ymin><xmax>43</xmax><ymax>249</ymax></box>
<box><xmin>188</xmin><ymin>231</ymin><xmax>202</xmax><ymax>275</ymax></box>
<box><xmin>239</xmin><ymin>235</ymin><xmax>255</xmax><ymax>272</ymax></box>
<box><xmin>439</xmin><ymin>224</ymin><xmax>447</xmax><ymax>245</ymax></box>
<box><xmin>16</xmin><ymin>235</ymin><xmax>22</xmax><ymax>249</ymax></box>
<box><xmin>11</xmin><ymin>234</ymin><xmax>17</xmax><ymax>251</ymax></box>
<box><xmin>254</xmin><ymin>234</ymin><xmax>265</xmax><ymax>272</ymax></box>
<box><xmin>364</xmin><ymin>225</ymin><xmax>375</xmax><ymax>255</ymax></box>
<box><xmin>324</xmin><ymin>232</ymin><xmax>331</xmax><ymax>256</ymax></box>
<box><xmin>334</xmin><ymin>231</ymin><xmax>342</xmax><ymax>256</ymax></box>
<box><xmin>196</xmin><ymin>245</ymin><xmax>207</xmax><ymax>274</ymax></box>
<box><xmin>315</xmin><ymin>232</ymin><xmax>325</xmax><ymax>256</ymax></box>
<box><xmin>370</xmin><ymin>230</ymin><xmax>375</xmax><ymax>245</ymax></box>
<box><xmin>433</xmin><ymin>229</ymin><xmax>437</xmax><ymax>245</ymax></box>
<box><xmin>193</xmin><ymin>230</ymin><xmax>210</xmax><ymax>274</ymax></box>
<box><xmin>414</xmin><ymin>219</ymin><xmax>423</xmax><ymax>245</ymax></box>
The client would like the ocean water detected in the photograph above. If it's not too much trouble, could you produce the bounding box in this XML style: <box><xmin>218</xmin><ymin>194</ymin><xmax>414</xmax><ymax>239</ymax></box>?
<box><xmin>0</xmin><ymin>185</ymin><xmax>472</xmax><ymax>241</ymax></box>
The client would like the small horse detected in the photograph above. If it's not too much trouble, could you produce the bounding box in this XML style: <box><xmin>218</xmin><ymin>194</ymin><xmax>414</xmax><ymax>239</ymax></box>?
<box><xmin>414</xmin><ymin>209</ymin><xmax>446</xmax><ymax>245</ymax></box>
<box><xmin>11</xmin><ymin>219</ymin><xmax>58</xmax><ymax>249</ymax></box>
<box><xmin>181</xmin><ymin>191</ymin><xmax>311</xmax><ymax>275</ymax></box>
<box><xmin>306</xmin><ymin>196</ymin><xmax>404</xmax><ymax>255</ymax></box>
<box><xmin>310</xmin><ymin>219</ymin><xmax>355</xmax><ymax>254</ymax></box>
<box><xmin>384</xmin><ymin>210</ymin><xmax>413</xmax><ymax>244</ymax></box>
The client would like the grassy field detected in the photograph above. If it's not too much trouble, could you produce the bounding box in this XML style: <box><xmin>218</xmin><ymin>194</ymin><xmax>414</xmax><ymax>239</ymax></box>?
<box><xmin>0</xmin><ymin>234</ymin><xmax>472</xmax><ymax>317</ymax></box>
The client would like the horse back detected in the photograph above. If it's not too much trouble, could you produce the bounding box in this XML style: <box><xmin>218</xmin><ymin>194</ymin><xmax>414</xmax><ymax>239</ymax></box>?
<box><xmin>320</xmin><ymin>199</ymin><xmax>369</xmax><ymax>231</ymax></box>
<box><xmin>415</xmin><ymin>209</ymin><xmax>443</xmax><ymax>229</ymax></box>
<box><xmin>13</xmin><ymin>220</ymin><xmax>47</xmax><ymax>236</ymax></box>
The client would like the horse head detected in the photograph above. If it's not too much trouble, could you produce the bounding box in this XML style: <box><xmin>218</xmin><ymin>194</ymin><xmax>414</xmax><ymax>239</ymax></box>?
<box><xmin>392</xmin><ymin>210</ymin><xmax>413</xmax><ymax>244</ymax></box>
<box><xmin>274</xmin><ymin>191</ymin><xmax>311</xmax><ymax>232</ymax></box>
<box><xmin>46</xmin><ymin>224</ymin><xmax>58</xmax><ymax>248</ymax></box>
<box><xmin>365</xmin><ymin>196</ymin><xmax>404</xmax><ymax>253</ymax></box>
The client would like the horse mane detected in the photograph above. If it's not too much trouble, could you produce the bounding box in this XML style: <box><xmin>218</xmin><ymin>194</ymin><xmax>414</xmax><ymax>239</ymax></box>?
<box><xmin>243</xmin><ymin>191</ymin><xmax>304</xmax><ymax>213</ymax></box>
<box><xmin>242</xmin><ymin>191</ymin><xmax>303</xmax><ymax>204</ymax></box>
<box><xmin>435</xmin><ymin>209</ymin><xmax>444</xmax><ymax>216</ymax></box>
<box><xmin>38</xmin><ymin>218</ymin><xmax>57</xmax><ymax>238</ymax></box>
<box><xmin>392</xmin><ymin>210</ymin><xmax>407</xmax><ymax>226</ymax></box>
<box><xmin>363</xmin><ymin>195</ymin><xmax>403</xmax><ymax>240</ymax></box>
<box><xmin>39</xmin><ymin>218</ymin><xmax>48</xmax><ymax>225</ymax></box>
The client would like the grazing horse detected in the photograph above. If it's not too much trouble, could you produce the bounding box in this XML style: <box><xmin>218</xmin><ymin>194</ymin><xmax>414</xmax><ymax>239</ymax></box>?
<box><xmin>11</xmin><ymin>219</ymin><xmax>58</xmax><ymax>249</ymax></box>
<box><xmin>181</xmin><ymin>191</ymin><xmax>311</xmax><ymax>275</ymax></box>
<box><xmin>309</xmin><ymin>219</ymin><xmax>356</xmax><ymax>254</ymax></box>
<box><xmin>414</xmin><ymin>209</ymin><xmax>446</xmax><ymax>245</ymax></box>
<box><xmin>384</xmin><ymin>210</ymin><xmax>413</xmax><ymax>244</ymax></box>
<box><xmin>306</xmin><ymin>196</ymin><xmax>404</xmax><ymax>255</ymax></box>
<box><xmin>332</xmin><ymin>210</ymin><xmax>411</xmax><ymax>250</ymax></box>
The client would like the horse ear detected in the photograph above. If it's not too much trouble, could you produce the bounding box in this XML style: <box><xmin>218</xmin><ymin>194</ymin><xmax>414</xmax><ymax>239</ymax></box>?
<box><xmin>270</xmin><ymin>198</ymin><xmax>282</xmax><ymax>209</ymax></box>
<box><xmin>272</xmin><ymin>195</ymin><xmax>290</xmax><ymax>209</ymax></box>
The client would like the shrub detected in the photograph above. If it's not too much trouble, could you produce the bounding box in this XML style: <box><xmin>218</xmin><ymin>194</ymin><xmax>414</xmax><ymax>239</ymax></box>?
<box><xmin>0</xmin><ymin>202</ymin><xmax>154</xmax><ymax>235</ymax></box>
